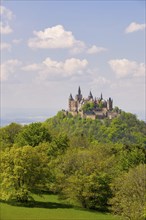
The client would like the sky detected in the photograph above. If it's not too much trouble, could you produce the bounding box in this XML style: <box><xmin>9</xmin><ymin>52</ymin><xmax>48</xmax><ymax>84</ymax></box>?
<box><xmin>1</xmin><ymin>0</ymin><xmax>146</xmax><ymax>121</ymax></box>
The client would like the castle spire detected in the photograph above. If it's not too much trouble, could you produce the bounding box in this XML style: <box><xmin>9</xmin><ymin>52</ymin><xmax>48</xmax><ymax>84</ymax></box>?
<box><xmin>69</xmin><ymin>93</ymin><xmax>73</xmax><ymax>100</ymax></box>
<box><xmin>88</xmin><ymin>90</ymin><xmax>93</xmax><ymax>99</ymax></box>
<box><xmin>78</xmin><ymin>86</ymin><xmax>81</xmax><ymax>95</ymax></box>
<box><xmin>100</xmin><ymin>93</ymin><xmax>103</xmax><ymax>100</ymax></box>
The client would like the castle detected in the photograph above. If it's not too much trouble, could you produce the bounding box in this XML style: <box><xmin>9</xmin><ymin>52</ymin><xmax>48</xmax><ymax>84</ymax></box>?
<box><xmin>67</xmin><ymin>87</ymin><xmax>119</xmax><ymax>120</ymax></box>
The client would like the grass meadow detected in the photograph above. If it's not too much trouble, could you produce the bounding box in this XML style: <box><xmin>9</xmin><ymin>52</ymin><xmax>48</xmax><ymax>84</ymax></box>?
<box><xmin>0</xmin><ymin>194</ymin><xmax>119</xmax><ymax>220</ymax></box>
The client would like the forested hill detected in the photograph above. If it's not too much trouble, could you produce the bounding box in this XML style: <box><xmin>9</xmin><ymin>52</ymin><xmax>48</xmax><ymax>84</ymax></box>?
<box><xmin>44</xmin><ymin>110</ymin><xmax>146</xmax><ymax>146</ymax></box>
<box><xmin>0</xmin><ymin>110</ymin><xmax>146</xmax><ymax>219</ymax></box>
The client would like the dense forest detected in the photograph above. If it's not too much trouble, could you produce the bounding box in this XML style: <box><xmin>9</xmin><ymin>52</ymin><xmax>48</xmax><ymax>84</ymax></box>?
<box><xmin>0</xmin><ymin>111</ymin><xmax>146</xmax><ymax>220</ymax></box>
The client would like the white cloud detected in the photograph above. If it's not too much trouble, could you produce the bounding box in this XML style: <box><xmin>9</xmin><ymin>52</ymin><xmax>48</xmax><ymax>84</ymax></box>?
<box><xmin>0</xmin><ymin>59</ymin><xmax>22</xmax><ymax>81</ymax></box>
<box><xmin>43</xmin><ymin>57</ymin><xmax>88</xmax><ymax>78</ymax></box>
<box><xmin>23</xmin><ymin>57</ymin><xmax>88</xmax><ymax>81</ymax></box>
<box><xmin>28</xmin><ymin>25</ymin><xmax>85</xmax><ymax>51</ymax></box>
<box><xmin>63</xmin><ymin>58</ymin><xmax>88</xmax><ymax>75</ymax></box>
<box><xmin>1</xmin><ymin>57</ymin><xmax>88</xmax><ymax>82</ymax></box>
<box><xmin>70</xmin><ymin>43</ymin><xmax>86</xmax><ymax>54</ymax></box>
<box><xmin>28</xmin><ymin>25</ymin><xmax>108</xmax><ymax>55</ymax></box>
<box><xmin>1</xmin><ymin>42</ymin><xmax>11</xmax><ymax>51</ymax></box>
<box><xmin>0</xmin><ymin>6</ymin><xmax>13</xmax><ymax>20</ymax></box>
<box><xmin>125</xmin><ymin>22</ymin><xmax>146</xmax><ymax>33</ymax></box>
<box><xmin>0</xmin><ymin>6</ymin><xmax>14</xmax><ymax>35</ymax></box>
<box><xmin>108</xmin><ymin>59</ymin><xmax>145</xmax><ymax>78</ymax></box>
<box><xmin>0</xmin><ymin>22</ymin><xmax>13</xmax><ymax>34</ymax></box>
<box><xmin>87</xmin><ymin>45</ymin><xmax>107</xmax><ymax>54</ymax></box>
<box><xmin>22</xmin><ymin>63</ymin><xmax>41</xmax><ymax>71</ymax></box>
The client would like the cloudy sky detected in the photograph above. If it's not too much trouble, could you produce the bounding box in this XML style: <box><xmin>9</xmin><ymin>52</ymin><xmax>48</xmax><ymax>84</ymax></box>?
<box><xmin>1</xmin><ymin>1</ymin><xmax>145</xmax><ymax>121</ymax></box>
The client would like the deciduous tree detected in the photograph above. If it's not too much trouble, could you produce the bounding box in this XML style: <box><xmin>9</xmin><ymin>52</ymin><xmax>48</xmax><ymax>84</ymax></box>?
<box><xmin>15</xmin><ymin>122</ymin><xmax>51</xmax><ymax>147</ymax></box>
<box><xmin>109</xmin><ymin>164</ymin><xmax>146</xmax><ymax>220</ymax></box>
<box><xmin>1</xmin><ymin>145</ymin><xmax>49</xmax><ymax>202</ymax></box>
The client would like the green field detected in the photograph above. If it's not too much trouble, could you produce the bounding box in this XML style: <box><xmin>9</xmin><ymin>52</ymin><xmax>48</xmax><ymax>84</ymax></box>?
<box><xmin>0</xmin><ymin>194</ymin><xmax>119</xmax><ymax>220</ymax></box>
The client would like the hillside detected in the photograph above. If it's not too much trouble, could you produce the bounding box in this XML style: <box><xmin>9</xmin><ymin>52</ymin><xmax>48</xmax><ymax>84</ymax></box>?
<box><xmin>44</xmin><ymin>110</ymin><xmax>146</xmax><ymax>146</ymax></box>
<box><xmin>0</xmin><ymin>110</ymin><xmax>146</xmax><ymax>219</ymax></box>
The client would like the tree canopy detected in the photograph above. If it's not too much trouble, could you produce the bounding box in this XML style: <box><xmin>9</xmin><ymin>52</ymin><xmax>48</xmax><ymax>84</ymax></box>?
<box><xmin>0</xmin><ymin>111</ymin><xmax>146</xmax><ymax>219</ymax></box>
<box><xmin>15</xmin><ymin>122</ymin><xmax>51</xmax><ymax>147</ymax></box>
<box><xmin>1</xmin><ymin>145</ymin><xmax>49</xmax><ymax>202</ymax></box>
<box><xmin>109</xmin><ymin>164</ymin><xmax>145</xmax><ymax>220</ymax></box>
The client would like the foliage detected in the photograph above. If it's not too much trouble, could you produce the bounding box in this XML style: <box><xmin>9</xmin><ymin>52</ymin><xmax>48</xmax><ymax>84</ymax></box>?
<box><xmin>109</xmin><ymin>164</ymin><xmax>146</xmax><ymax>220</ymax></box>
<box><xmin>98</xmin><ymin>101</ymin><xmax>103</xmax><ymax>109</ymax></box>
<box><xmin>54</xmin><ymin>144</ymin><xmax>119</xmax><ymax>211</ymax></box>
<box><xmin>117</xmin><ymin>144</ymin><xmax>146</xmax><ymax>171</ymax></box>
<box><xmin>0</xmin><ymin>123</ymin><xmax>22</xmax><ymax>149</ymax></box>
<box><xmin>82</xmin><ymin>102</ymin><xmax>95</xmax><ymax>112</ymax></box>
<box><xmin>0</xmin><ymin>145</ymin><xmax>49</xmax><ymax>202</ymax></box>
<box><xmin>0</xmin><ymin>110</ymin><xmax>146</xmax><ymax>218</ymax></box>
<box><xmin>45</xmin><ymin>111</ymin><xmax>146</xmax><ymax>146</ymax></box>
<box><xmin>15</xmin><ymin>122</ymin><xmax>51</xmax><ymax>147</ymax></box>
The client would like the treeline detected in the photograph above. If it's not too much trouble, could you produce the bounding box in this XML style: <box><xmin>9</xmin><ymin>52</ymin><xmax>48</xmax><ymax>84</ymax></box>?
<box><xmin>0</xmin><ymin>111</ymin><xmax>146</xmax><ymax>220</ymax></box>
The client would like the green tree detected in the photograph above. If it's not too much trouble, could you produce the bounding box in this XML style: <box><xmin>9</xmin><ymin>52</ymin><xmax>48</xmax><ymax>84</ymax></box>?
<box><xmin>98</xmin><ymin>101</ymin><xmax>103</xmax><ymax>109</ymax></box>
<box><xmin>55</xmin><ymin>144</ymin><xmax>118</xmax><ymax>211</ymax></box>
<box><xmin>109</xmin><ymin>164</ymin><xmax>146</xmax><ymax>220</ymax></box>
<box><xmin>0</xmin><ymin>123</ymin><xmax>22</xmax><ymax>149</ymax></box>
<box><xmin>82</xmin><ymin>102</ymin><xmax>95</xmax><ymax>112</ymax></box>
<box><xmin>118</xmin><ymin>145</ymin><xmax>146</xmax><ymax>171</ymax></box>
<box><xmin>15</xmin><ymin>122</ymin><xmax>51</xmax><ymax>147</ymax></box>
<box><xmin>0</xmin><ymin>145</ymin><xmax>49</xmax><ymax>202</ymax></box>
<box><xmin>47</xmin><ymin>134</ymin><xmax>69</xmax><ymax>157</ymax></box>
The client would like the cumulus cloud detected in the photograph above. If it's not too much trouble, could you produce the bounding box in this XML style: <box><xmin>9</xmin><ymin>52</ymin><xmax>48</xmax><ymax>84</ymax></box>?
<box><xmin>44</xmin><ymin>58</ymin><xmax>88</xmax><ymax>75</ymax></box>
<box><xmin>23</xmin><ymin>57</ymin><xmax>88</xmax><ymax>81</ymax></box>
<box><xmin>108</xmin><ymin>59</ymin><xmax>145</xmax><ymax>78</ymax></box>
<box><xmin>1</xmin><ymin>42</ymin><xmax>11</xmax><ymax>51</ymax></box>
<box><xmin>125</xmin><ymin>22</ymin><xmax>146</xmax><ymax>33</ymax></box>
<box><xmin>0</xmin><ymin>6</ymin><xmax>13</xmax><ymax>35</ymax></box>
<box><xmin>28</xmin><ymin>25</ymin><xmax>85</xmax><ymax>51</ymax></box>
<box><xmin>0</xmin><ymin>59</ymin><xmax>22</xmax><ymax>81</ymax></box>
<box><xmin>0</xmin><ymin>22</ymin><xmax>13</xmax><ymax>34</ymax></box>
<box><xmin>0</xmin><ymin>6</ymin><xmax>13</xmax><ymax>20</ymax></box>
<box><xmin>28</xmin><ymin>25</ymin><xmax>108</xmax><ymax>56</ymax></box>
<box><xmin>87</xmin><ymin>45</ymin><xmax>107</xmax><ymax>54</ymax></box>
<box><xmin>22</xmin><ymin>63</ymin><xmax>41</xmax><ymax>71</ymax></box>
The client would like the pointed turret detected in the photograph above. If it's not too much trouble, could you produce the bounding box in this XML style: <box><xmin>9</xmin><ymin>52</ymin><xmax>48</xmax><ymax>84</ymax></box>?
<box><xmin>88</xmin><ymin>91</ymin><xmax>93</xmax><ymax>99</ymax></box>
<box><xmin>69</xmin><ymin>93</ymin><xmax>73</xmax><ymax>100</ymax></box>
<box><xmin>75</xmin><ymin>86</ymin><xmax>82</xmax><ymax>102</ymax></box>
<box><xmin>78</xmin><ymin>86</ymin><xmax>81</xmax><ymax>95</ymax></box>
<box><xmin>100</xmin><ymin>93</ymin><xmax>103</xmax><ymax>100</ymax></box>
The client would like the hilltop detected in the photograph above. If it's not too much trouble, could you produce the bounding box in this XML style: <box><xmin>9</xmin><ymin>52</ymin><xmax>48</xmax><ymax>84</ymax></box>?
<box><xmin>66</xmin><ymin>87</ymin><xmax>121</xmax><ymax>120</ymax></box>
<box><xmin>44</xmin><ymin>110</ymin><xmax>146</xmax><ymax>146</ymax></box>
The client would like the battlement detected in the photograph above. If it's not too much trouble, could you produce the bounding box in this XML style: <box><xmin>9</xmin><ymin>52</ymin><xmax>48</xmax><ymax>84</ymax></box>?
<box><xmin>67</xmin><ymin>87</ymin><xmax>119</xmax><ymax>120</ymax></box>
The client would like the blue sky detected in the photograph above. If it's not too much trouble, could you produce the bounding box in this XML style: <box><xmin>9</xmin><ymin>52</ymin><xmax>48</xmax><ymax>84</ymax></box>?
<box><xmin>1</xmin><ymin>0</ymin><xmax>145</xmax><ymax>121</ymax></box>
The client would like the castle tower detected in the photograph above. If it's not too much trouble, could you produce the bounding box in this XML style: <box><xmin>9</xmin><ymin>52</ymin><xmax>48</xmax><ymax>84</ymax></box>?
<box><xmin>68</xmin><ymin>93</ymin><xmax>74</xmax><ymax>111</ymax></box>
<box><xmin>75</xmin><ymin>86</ymin><xmax>82</xmax><ymax>102</ymax></box>
<box><xmin>107</xmin><ymin>97</ymin><xmax>113</xmax><ymax>111</ymax></box>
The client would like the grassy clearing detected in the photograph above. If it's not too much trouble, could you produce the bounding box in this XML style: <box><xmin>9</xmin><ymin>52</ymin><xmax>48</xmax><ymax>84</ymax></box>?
<box><xmin>0</xmin><ymin>194</ymin><xmax>119</xmax><ymax>220</ymax></box>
